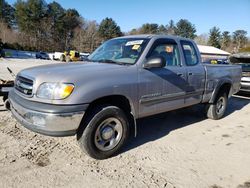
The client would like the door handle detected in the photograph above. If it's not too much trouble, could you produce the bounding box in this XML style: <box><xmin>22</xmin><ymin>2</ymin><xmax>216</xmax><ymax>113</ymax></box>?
<box><xmin>188</xmin><ymin>72</ymin><xmax>193</xmax><ymax>76</ymax></box>
<box><xmin>177</xmin><ymin>73</ymin><xmax>184</xmax><ymax>77</ymax></box>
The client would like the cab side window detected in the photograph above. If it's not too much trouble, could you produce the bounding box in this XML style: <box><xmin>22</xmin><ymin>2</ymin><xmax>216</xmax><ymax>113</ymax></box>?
<box><xmin>181</xmin><ymin>41</ymin><xmax>199</xmax><ymax>66</ymax></box>
<box><xmin>148</xmin><ymin>43</ymin><xmax>181</xmax><ymax>66</ymax></box>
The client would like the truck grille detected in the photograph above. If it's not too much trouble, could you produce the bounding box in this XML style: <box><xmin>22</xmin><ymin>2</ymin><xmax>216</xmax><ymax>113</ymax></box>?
<box><xmin>15</xmin><ymin>76</ymin><xmax>33</xmax><ymax>96</ymax></box>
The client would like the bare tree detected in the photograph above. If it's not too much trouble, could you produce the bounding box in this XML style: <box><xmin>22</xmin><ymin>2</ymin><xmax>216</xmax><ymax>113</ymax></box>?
<box><xmin>72</xmin><ymin>20</ymin><xmax>101</xmax><ymax>52</ymax></box>
<box><xmin>194</xmin><ymin>34</ymin><xmax>208</xmax><ymax>45</ymax></box>
<box><xmin>0</xmin><ymin>20</ymin><xmax>17</xmax><ymax>44</ymax></box>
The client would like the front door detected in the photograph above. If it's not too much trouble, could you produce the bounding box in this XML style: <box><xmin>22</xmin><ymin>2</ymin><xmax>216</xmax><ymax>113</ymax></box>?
<box><xmin>138</xmin><ymin>39</ymin><xmax>188</xmax><ymax>118</ymax></box>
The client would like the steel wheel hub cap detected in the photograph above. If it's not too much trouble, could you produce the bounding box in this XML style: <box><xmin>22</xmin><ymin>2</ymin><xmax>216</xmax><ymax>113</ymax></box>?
<box><xmin>216</xmin><ymin>97</ymin><xmax>225</xmax><ymax>114</ymax></box>
<box><xmin>101</xmin><ymin>126</ymin><xmax>114</xmax><ymax>140</ymax></box>
<box><xmin>94</xmin><ymin>117</ymin><xmax>123</xmax><ymax>151</ymax></box>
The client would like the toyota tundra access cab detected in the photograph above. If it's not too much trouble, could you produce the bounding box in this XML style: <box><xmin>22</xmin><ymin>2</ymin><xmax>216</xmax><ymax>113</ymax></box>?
<box><xmin>9</xmin><ymin>35</ymin><xmax>241</xmax><ymax>159</ymax></box>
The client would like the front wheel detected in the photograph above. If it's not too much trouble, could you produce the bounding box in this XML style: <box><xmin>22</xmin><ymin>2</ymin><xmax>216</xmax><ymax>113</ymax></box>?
<box><xmin>4</xmin><ymin>99</ymin><xmax>10</xmax><ymax>111</ymax></box>
<box><xmin>205</xmin><ymin>92</ymin><xmax>228</xmax><ymax>120</ymax></box>
<box><xmin>77</xmin><ymin>106</ymin><xmax>130</xmax><ymax>159</ymax></box>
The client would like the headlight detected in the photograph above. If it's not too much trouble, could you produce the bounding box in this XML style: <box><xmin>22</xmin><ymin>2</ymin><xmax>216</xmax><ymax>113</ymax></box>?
<box><xmin>36</xmin><ymin>83</ymin><xmax>74</xmax><ymax>100</ymax></box>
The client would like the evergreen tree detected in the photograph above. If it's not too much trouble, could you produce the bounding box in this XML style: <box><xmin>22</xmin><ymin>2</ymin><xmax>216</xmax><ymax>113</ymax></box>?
<box><xmin>15</xmin><ymin>0</ymin><xmax>47</xmax><ymax>34</ymax></box>
<box><xmin>158</xmin><ymin>24</ymin><xmax>167</xmax><ymax>34</ymax></box>
<box><xmin>174</xmin><ymin>19</ymin><xmax>196</xmax><ymax>39</ymax></box>
<box><xmin>139</xmin><ymin>23</ymin><xmax>159</xmax><ymax>34</ymax></box>
<box><xmin>62</xmin><ymin>8</ymin><xmax>81</xmax><ymax>49</ymax></box>
<box><xmin>129</xmin><ymin>28</ymin><xmax>139</xmax><ymax>35</ymax></box>
<box><xmin>98</xmin><ymin>17</ymin><xmax>122</xmax><ymax>40</ymax></box>
<box><xmin>14</xmin><ymin>0</ymin><xmax>81</xmax><ymax>50</ymax></box>
<box><xmin>208</xmin><ymin>26</ymin><xmax>221</xmax><ymax>48</ymax></box>
<box><xmin>221</xmin><ymin>31</ymin><xmax>231</xmax><ymax>50</ymax></box>
<box><xmin>233</xmin><ymin>30</ymin><xmax>248</xmax><ymax>50</ymax></box>
<box><xmin>0</xmin><ymin>0</ymin><xmax>15</xmax><ymax>27</ymax></box>
<box><xmin>47</xmin><ymin>1</ymin><xmax>65</xmax><ymax>50</ymax></box>
<box><xmin>166</xmin><ymin>20</ymin><xmax>176</xmax><ymax>35</ymax></box>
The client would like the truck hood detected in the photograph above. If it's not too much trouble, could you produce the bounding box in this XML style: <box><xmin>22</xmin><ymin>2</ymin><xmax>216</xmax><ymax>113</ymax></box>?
<box><xmin>18</xmin><ymin>62</ymin><xmax>130</xmax><ymax>83</ymax></box>
<box><xmin>16</xmin><ymin>61</ymin><xmax>138</xmax><ymax>105</ymax></box>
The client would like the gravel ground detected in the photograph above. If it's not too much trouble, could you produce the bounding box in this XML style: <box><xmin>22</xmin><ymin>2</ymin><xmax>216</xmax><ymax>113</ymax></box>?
<box><xmin>0</xmin><ymin>58</ymin><xmax>56</xmax><ymax>80</ymax></box>
<box><xmin>0</xmin><ymin>58</ymin><xmax>250</xmax><ymax>188</ymax></box>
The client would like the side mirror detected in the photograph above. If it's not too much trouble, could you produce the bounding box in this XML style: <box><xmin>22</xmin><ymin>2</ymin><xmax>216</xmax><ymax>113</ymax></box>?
<box><xmin>143</xmin><ymin>56</ymin><xmax>166</xmax><ymax>69</ymax></box>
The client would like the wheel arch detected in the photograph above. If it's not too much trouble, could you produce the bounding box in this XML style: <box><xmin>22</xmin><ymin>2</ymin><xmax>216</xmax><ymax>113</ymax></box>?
<box><xmin>209</xmin><ymin>80</ymin><xmax>232</xmax><ymax>104</ymax></box>
<box><xmin>77</xmin><ymin>95</ymin><xmax>137</xmax><ymax>139</ymax></box>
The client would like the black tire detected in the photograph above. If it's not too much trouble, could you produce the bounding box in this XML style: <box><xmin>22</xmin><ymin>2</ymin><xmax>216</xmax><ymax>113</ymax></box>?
<box><xmin>205</xmin><ymin>92</ymin><xmax>228</xmax><ymax>120</ymax></box>
<box><xmin>4</xmin><ymin>99</ymin><xmax>10</xmax><ymax>111</ymax></box>
<box><xmin>77</xmin><ymin>105</ymin><xmax>130</xmax><ymax>159</ymax></box>
<box><xmin>3</xmin><ymin>96</ymin><xmax>7</xmax><ymax>102</ymax></box>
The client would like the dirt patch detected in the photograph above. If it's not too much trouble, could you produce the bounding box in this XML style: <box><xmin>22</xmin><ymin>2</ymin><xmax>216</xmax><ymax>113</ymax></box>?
<box><xmin>238</xmin><ymin>181</ymin><xmax>250</xmax><ymax>188</ymax></box>
<box><xmin>210</xmin><ymin>185</ymin><xmax>223</xmax><ymax>188</ymax></box>
<box><xmin>0</xmin><ymin>92</ymin><xmax>250</xmax><ymax>187</ymax></box>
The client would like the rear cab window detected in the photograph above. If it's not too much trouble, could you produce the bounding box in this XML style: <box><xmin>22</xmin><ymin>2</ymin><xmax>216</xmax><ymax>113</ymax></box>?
<box><xmin>181</xmin><ymin>41</ymin><xmax>199</xmax><ymax>66</ymax></box>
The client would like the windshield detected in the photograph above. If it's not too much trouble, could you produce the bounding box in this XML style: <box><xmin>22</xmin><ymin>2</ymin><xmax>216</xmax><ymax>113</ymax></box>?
<box><xmin>88</xmin><ymin>38</ymin><xmax>149</xmax><ymax>65</ymax></box>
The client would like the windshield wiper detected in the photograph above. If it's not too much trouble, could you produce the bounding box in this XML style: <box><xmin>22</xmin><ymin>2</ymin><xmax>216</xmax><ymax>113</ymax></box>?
<box><xmin>96</xmin><ymin>59</ymin><xmax>129</xmax><ymax>65</ymax></box>
<box><xmin>98</xmin><ymin>59</ymin><xmax>117</xmax><ymax>64</ymax></box>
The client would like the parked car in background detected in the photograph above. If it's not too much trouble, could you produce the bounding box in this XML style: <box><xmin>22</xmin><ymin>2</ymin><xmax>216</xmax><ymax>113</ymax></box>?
<box><xmin>9</xmin><ymin>35</ymin><xmax>241</xmax><ymax>159</ymax></box>
<box><xmin>230</xmin><ymin>53</ymin><xmax>250</xmax><ymax>93</ymax></box>
<box><xmin>36</xmin><ymin>52</ymin><xmax>50</xmax><ymax>60</ymax></box>
<box><xmin>53</xmin><ymin>52</ymin><xmax>64</xmax><ymax>60</ymax></box>
<box><xmin>48</xmin><ymin>53</ymin><xmax>55</xmax><ymax>60</ymax></box>
<box><xmin>80</xmin><ymin>52</ymin><xmax>90</xmax><ymax>61</ymax></box>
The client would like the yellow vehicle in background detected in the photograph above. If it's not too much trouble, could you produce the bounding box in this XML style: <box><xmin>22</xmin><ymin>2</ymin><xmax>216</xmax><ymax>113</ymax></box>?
<box><xmin>60</xmin><ymin>50</ymin><xmax>80</xmax><ymax>62</ymax></box>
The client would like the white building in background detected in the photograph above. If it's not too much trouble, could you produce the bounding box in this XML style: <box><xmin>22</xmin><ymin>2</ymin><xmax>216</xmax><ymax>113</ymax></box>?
<box><xmin>197</xmin><ymin>45</ymin><xmax>231</xmax><ymax>63</ymax></box>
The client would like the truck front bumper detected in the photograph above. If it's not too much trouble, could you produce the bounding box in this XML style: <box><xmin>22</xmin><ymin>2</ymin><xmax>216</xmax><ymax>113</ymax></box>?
<box><xmin>9</xmin><ymin>90</ymin><xmax>87</xmax><ymax>137</ymax></box>
<box><xmin>240</xmin><ymin>77</ymin><xmax>250</xmax><ymax>92</ymax></box>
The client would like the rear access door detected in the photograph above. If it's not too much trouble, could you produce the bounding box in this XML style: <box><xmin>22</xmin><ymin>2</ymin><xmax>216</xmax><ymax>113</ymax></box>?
<box><xmin>180</xmin><ymin>40</ymin><xmax>206</xmax><ymax>106</ymax></box>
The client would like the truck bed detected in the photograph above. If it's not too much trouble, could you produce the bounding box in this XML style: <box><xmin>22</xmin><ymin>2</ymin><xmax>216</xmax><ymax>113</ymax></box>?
<box><xmin>202</xmin><ymin>64</ymin><xmax>242</xmax><ymax>103</ymax></box>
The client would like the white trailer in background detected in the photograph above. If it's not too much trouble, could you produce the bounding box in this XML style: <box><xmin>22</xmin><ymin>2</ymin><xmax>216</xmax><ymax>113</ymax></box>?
<box><xmin>53</xmin><ymin>52</ymin><xmax>64</xmax><ymax>61</ymax></box>
<box><xmin>197</xmin><ymin>45</ymin><xmax>231</xmax><ymax>63</ymax></box>
<box><xmin>48</xmin><ymin>53</ymin><xmax>55</xmax><ymax>60</ymax></box>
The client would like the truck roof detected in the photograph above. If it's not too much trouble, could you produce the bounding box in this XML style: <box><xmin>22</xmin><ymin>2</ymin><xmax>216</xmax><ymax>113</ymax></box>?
<box><xmin>117</xmin><ymin>34</ymin><xmax>193</xmax><ymax>42</ymax></box>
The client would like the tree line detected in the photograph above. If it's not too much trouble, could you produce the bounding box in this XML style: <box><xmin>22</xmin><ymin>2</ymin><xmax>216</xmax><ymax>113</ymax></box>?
<box><xmin>207</xmin><ymin>27</ymin><xmax>249</xmax><ymax>52</ymax></box>
<box><xmin>0</xmin><ymin>0</ymin><xmax>123</xmax><ymax>52</ymax></box>
<box><xmin>128</xmin><ymin>20</ymin><xmax>249</xmax><ymax>53</ymax></box>
<box><xmin>0</xmin><ymin>0</ymin><xmax>249</xmax><ymax>53</ymax></box>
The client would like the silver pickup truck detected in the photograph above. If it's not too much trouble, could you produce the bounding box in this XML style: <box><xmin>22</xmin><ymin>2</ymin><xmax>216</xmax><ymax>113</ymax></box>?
<box><xmin>9</xmin><ymin>35</ymin><xmax>241</xmax><ymax>159</ymax></box>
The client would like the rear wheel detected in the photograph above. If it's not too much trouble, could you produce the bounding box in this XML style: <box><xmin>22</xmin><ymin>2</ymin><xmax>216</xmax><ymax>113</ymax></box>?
<box><xmin>77</xmin><ymin>105</ymin><xmax>130</xmax><ymax>159</ymax></box>
<box><xmin>206</xmin><ymin>92</ymin><xmax>228</xmax><ymax>120</ymax></box>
